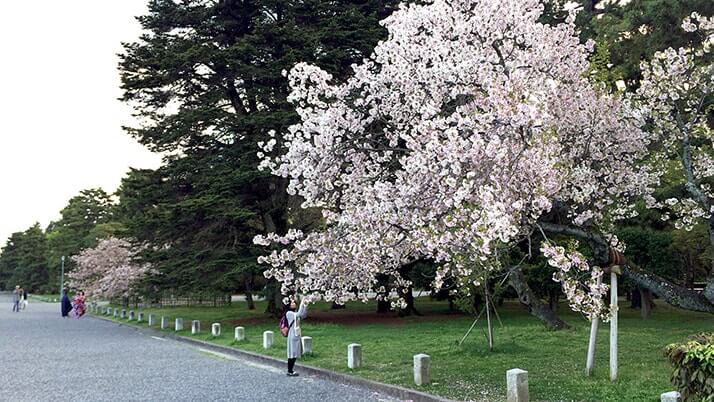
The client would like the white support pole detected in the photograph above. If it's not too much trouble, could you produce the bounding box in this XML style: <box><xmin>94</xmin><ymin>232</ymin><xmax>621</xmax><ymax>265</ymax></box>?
<box><xmin>585</xmin><ymin>274</ymin><xmax>602</xmax><ymax>376</ymax></box>
<box><xmin>485</xmin><ymin>290</ymin><xmax>493</xmax><ymax>351</ymax></box>
<box><xmin>609</xmin><ymin>269</ymin><xmax>619</xmax><ymax>382</ymax></box>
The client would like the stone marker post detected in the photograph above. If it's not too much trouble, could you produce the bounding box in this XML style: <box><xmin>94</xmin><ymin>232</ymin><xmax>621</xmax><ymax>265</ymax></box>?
<box><xmin>175</xmin><ymin>317</ymin><xmax>184</xmax><ymax>331</ymax></box>
<box><xmin>161</xmin><ymin>316</ymin><xmax>169</xmax><ymax>329</ymax></box>
<box><xmin>661</xmin><ymin>391</ymin><xmax>681</xmax><ymax>402</ymax></box>
<box><xmin>212</xmin><ymin>323</ymin><xmax>221</xmax><ymax>337</ymax></box>
<box><xmin>348</xmin><ymin>344</ymin><xmax>362</xmax><ymax>369</ymax></box>
<box><xmin>148</xmin><ymin>314</ymin><xmax>156</xmax><ymax>326</ymax></box>
<box><xmin>413</xmin><ymin>354</ymin><xmax>431</xmax><ymax>386</ymax></box>
<box><xmin>506</xmin><ymin>368</ymin><xmax>529</xmax><ymax>402</ymax></box>
<box><xmin>138</xmin><ymin>312</ymin><xmax>144</xmax><ymax>323</ymax></box>
<box><xmin>301</xmin><ymin>337</ymin><xmax>313</xmax><ymax>355</ymax></box>
<box><xmin>129</xmin><ymin>310</ymin><xmax>135</xmax><ymax>321</ymax></box>
<box><xmin>263</xmin><ymin>331</ymin><xmax>274</xmax><ymax>349</ymax></box>
<box><xmin>234</xmin><ymin>327</ymin><xmax>245</xmax><ymax>341</ymax></box>
<box><xmin>106</xmin><ymin>308</ymin><xmax>111</xmax><ymax>315</ymax></box>
<box><xmin>192</xmin><ymin>320</ymin><xmax>200</xmax><ymax>335</ymax></box>
<box><xmin>113</xmin><ymin>309</ymin><xmax>118</xmax><ymax>318</ymax></box>
<box><xmin>121</xmin><ymin>309</ymin><xmax>126</xmax><ymax>319</ymax></box>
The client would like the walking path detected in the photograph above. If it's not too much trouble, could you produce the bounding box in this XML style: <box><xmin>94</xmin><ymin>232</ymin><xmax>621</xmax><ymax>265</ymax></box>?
<box><xmin>0</xmin><ymin>293</ymin><xmax>395</xmax><ymax>402</ymax></box>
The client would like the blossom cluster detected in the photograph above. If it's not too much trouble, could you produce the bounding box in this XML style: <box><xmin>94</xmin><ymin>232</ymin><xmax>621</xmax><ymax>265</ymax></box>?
<box><xmin>541</xmin><ymin>242</ymin><xmax>610</xmax><ymax>321</ymax></box>
<box><xmin>68</xmin><ymin>237</ymin><xmax>152</xmax><ymax>300</ymax></box>
<box><xmin>637</xmin><ymin>13</ymin><xmax>714</xmax><ymax>232</ymax></box>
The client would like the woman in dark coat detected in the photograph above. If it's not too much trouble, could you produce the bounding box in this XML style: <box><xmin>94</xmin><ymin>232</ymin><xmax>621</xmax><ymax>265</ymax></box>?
<box><xmin>60</xmin><ymin>289</ymin><xmax>72</xmax><ymax>317</ymax></box>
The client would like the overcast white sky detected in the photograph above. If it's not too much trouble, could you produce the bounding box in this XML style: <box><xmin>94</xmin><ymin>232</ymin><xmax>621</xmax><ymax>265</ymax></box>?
<box><xmin>0</xmin><ymin>1</ymin><xmax>162</xmax><ymax>245</ymax></box>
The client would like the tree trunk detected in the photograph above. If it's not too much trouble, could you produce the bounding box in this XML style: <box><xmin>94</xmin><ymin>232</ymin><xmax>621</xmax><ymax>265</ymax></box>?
<box><xmin>508</xmin><ymin>266</ymin><xmax>570</xmax><ymax>330</ymax></box>
<box><xmin>264</xmin><ymin>279</ymin><xmax>284</xmax><ymax>318</ymax></box>
<box><xmin>398</xmin><ymin>285</ymin><xmax>422</xmax><ymax>317</ymax></box>
<box><xmin>548</xmin><ymin>291</ymin><xmax>559</xmax><ymax>312</ymax></box>
<box><xmin>375</xmin><ymin>274</ymin><xmax>391</xmax><ymax>313</ymax></box>
<box><xmin>704</xmin><ymin>216</ymin><xmax>714</xmax><ymax>304</ymax></box>
<box><xmin>377</xmin><ymin>299</ymin><xmax>391</xmax><ymax>313</ymax></box>
<box><xmin>331</xmin><ymin>302</ymin><xmax>346</xmax><ymax>310</ymax></box>
<box><xmin>640</xmin><ymin>288</ymin><xmax>654</xmax><ymax>319</ymax></box>
<box><xmin>630</xmin><ymin>288</ymin><xmax>641</xmax><ymax>309</ymax></box>
<box><xmin>244</xmin><ymin>276</ymin><xmax>256</xmax><ymax>310</ymax></box>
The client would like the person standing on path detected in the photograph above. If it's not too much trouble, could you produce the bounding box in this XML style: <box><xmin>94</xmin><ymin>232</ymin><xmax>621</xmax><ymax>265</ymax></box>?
<box><xmin>286</xmin><ymin>298</ymin><xmax>308</xmax><ymax>376</ymax></box>
<box><xmin>61</xmin><ymin>289</ymin><xmax>72</xmax><ymax>317</ymax></box>
<box><xmin>21</xmin><ymin>288</ymin><xmax>28</xmax><ymax>310</ymax></box>
<box><xmin>71</xmin><ymin>291</ymin><xmax>86</xmax><ymax>318</ymax></box>
<box><xmin>11</xmin><ymin>285</ymin><xmax>21</xmax><ymax>312</ymax></box>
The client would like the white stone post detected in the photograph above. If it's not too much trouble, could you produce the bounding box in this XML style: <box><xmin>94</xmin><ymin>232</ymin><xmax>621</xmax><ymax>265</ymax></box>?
<box><xmin>610</xmin><ymin>269</ymin><xmax>619</xmax><ymax>382</ymax></box>
<box><xmin>348</xmin><ymin>343</ymin><xmax>362</xmax><ymax>369</ymax></box>
<box><xmin>660</xmin><ymin>391</ymin><xmax>681</xmax><ymax>402</ymax></box>
<box><xmin>212</xmin><ymin>323</ymin><xmax>221</xmax><ymax>337</ymax></box>
<box><xmin>129</xmin><ymin>310</ymin><xmax>135</xmax><ymax>321</ymax></box>
<box><xmin>175</xmin><ymin>317</ymin><xmax>184</xmax><ymax>331</ymax></box>
<box><xmin>160</xmin><ymin>316</ymin><xmax>169</xmax><ymax>329</ymax></box>
<box><xmin>121</xmin><ymin>309</ymin><xmax>126</xmax><ymax>319</ymax></box>
<box><xmin>413</xmin><ymin>354</ymin><xmax>431</xmax><ymax>386</ymax></box>
<box><xmin>301</xmin><ymin>337</ymin><xmax>313</xmax><ymax>355</ymax></box>
<box><xmin>106</xmin><ymin>308</ymin><xmax>111</xmax><ymax>315</ymax></box>
<box><xmin>148</xmin><ymin>314</ymin><xmax>156</xmax><ymax>326</ymax></box>
<box><xmin>191</xmin><ymin>320</ymin><xmax>200</xmax><ymax>335</ymax></box>
<box><xmin>506</xmin><ymin>368</ymin><xmax>529</xmax><ymax>402</ymax></box>
<box><xmin>113</xmin><ymin>309</ymin><xmax>118</xmax><ymax>318</ymax></box>
<box><xmin>263</xmin><ymin>331</ymin><xmax>274</xmax><ymax>349</ymax></box>
<box><xmin>234</xmin><ymin>327</ymin><xmax>245</xmax><ymax>341</ymax></box>
<box><xmin>137</xmin><ymin>312</ymin><xmax>144</xmax><ymax>323</ymax></box>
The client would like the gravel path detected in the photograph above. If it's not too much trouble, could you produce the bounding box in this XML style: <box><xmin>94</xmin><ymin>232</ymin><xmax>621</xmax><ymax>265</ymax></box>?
<box><xmin>0</xmin><ymin>293</ymin><xmax>396</xmax><ymax>402</ymax></box>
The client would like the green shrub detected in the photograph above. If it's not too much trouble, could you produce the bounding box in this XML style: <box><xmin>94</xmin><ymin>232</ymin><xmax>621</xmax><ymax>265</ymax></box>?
<box><xmin>665</xmin><ymin>333</ymin><xmax>714</xmax><ymax>401</ymax></box>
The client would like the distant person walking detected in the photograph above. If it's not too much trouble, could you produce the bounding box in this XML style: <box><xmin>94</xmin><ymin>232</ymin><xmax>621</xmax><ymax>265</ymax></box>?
<box><xmin>61</xmin><ymin>290</ymin><xmax>72</xmax><ymax>318</ymax></box>
<box><xmin>284</xmin><ymin>298</ymin><xmax>308</xmax><ymax>376</ymax></box>
<box><xmin>21</xmin><ymin>289</ymin><xmax>28</xmax><ymax>310</ymax></box>
<box><xmin>71</xmin><ymin>291</ymin><xmax>86</xmax><ymax>318</ymax></box>
<box><xmin>11</xmin><ymin>285</ymin><xmax>21</xmax><ymax>312</ymax></box>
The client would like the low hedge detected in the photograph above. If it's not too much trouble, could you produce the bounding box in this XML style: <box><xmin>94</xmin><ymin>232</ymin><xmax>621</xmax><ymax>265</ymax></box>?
<box><xmin>665</xmin><ymin>332</ymin><xmax>714</xmax><ymax>401</ymax></box>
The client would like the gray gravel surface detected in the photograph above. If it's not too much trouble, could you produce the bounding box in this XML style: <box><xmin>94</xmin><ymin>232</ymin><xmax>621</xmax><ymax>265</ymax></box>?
<box><xmin>0</xmin><ymin>293</ymin><xmax>396</xmax><ymax>402</ymax></box>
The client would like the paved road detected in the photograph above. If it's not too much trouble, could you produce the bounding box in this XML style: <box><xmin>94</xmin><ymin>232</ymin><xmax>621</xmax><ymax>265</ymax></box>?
<box><xmin>0</xmin><ymin>293</ymin><xmax>395</xmax><ymax>402</ymax></box>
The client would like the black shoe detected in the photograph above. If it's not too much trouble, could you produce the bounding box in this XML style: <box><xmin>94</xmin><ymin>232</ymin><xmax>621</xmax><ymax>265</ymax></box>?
<box><xmin>286</xmin><ymin>372</ymin><xmax>299</xmax><ymax>377</ymax></box>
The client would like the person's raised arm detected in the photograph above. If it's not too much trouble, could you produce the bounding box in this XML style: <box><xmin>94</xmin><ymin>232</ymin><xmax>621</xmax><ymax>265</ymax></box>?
<box><xmin>297</xmin><ymin>299</ymin><xmax>308</xmax><ymax>319</ymax></box>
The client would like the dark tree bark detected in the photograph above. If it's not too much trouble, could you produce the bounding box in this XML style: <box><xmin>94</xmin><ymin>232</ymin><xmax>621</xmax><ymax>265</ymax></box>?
<box><xmin>548</xmin><ymin>291</ymin><xmax>559</xmax><ymax>312</ymax></box>
<box><xmin>509</xmin><ymin>266</ymin><xmax>570</xmax><ymax>330</ymax></box>
<box><xmin>398</xmin><ymin>285</ymin><xmax>422</xmax><ymax>317</ymax></box>
<box><xmin>375</xmin><ymin>274</ymin><xmax>391</xmax><ymax>313</ymax></box>
<box><xmin>264</xmin><ymin>279</ymin><xmax>285</xmax><ymax>318</ymax></box>
<box><xmin>622</xmin><ymin>265</ymin><xmax>714</xmax><ymax>313</ymax></box>
<box><xmin>640</xmin><ymin>288</ymin><xmax>654</xmax><ymax>319</ymax></box>
<box><xmin>631</xmin><ymin>288</ymin><xmax>642</xmax><ymax>309</ymax></box>
<box><xmin>396</xmin><ymin>263</ymin><xmax>422</xmax><ymax>317</ymax></box>
<box><xmin>244</xmin><ymin>277</ymin><xmax>256</xmax><ymax>310</ymax></box>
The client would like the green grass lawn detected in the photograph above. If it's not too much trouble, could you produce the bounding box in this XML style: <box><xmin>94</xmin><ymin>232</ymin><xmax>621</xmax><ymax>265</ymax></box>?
<box><xmin>29</xmin><ymin>293</ymin><xmax>60</xmax><ymax>302</ymax></box>
<box><xmin>100</xmin><ymin>298</ymin><xmax>713</xmax><ymax>401</ymax></box>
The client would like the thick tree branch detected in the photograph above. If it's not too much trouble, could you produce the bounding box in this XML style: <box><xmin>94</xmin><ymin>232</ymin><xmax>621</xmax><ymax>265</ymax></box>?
<box><xmin>539</xmin><ymin>221</ymin><xmax>714</xmax><ymax>313</ymax></box>
<box><xmin>508</xmin><ymin>266</ymin><xmax>570</xmax><ymax>330</ymax></box>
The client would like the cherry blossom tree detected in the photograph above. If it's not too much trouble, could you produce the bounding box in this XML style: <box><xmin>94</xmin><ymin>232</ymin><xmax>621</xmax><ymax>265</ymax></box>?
<box><xmin>68</xmin><ymin>237</ymin><xmax>151</xmax><ymax>300</ymax></box>
<box><xmin>632</xmin><ymin>12</ymin><xmax>714</xmax><ymax>308</ymax></box>
<box><xmin>254</xmin><ymin>0</ymin><xmax>712</xmax><ymax>323</ymax></box>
